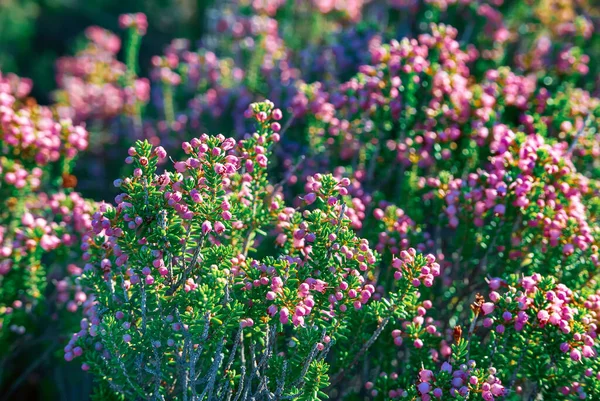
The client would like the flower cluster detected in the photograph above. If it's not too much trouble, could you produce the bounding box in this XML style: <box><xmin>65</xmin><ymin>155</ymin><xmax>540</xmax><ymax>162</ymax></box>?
<box><xmin>481</xmin><ymin>274</ymin><xmax>598</xmax><ymax>360</ymax></box>
<box><xmin>365</xmin><ymin>361</ymin><xmax>505</xmax><ymax>401</ymax></box>
<box><xmin>54</xmin><ymin>25</ymin><xmax>149</xmax><ymax>124</ymax></box>
<box><xmin>1</xmin><ymin>72</ymin><xmax>88</xmax><ymax>189</ymax></box>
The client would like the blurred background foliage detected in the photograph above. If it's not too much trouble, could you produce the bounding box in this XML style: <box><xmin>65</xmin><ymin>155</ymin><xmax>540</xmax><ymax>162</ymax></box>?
<box><xmin>0</xmin><ymin>0</ymin><xmax>214</xmax><ymax>103</ymax></box>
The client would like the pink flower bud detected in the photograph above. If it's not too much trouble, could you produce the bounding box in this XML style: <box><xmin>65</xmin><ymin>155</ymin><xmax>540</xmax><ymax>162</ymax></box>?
<box><xmin>304</xmin><ymin>193</ymin><xmax>317</xmax><ymax>205</ymax></box>
<box><xmin>214</xmin><ymin>221</ymin><xmax>226</xmax><ymax>234</ymax></box>
<box><xmin>481</xmin><ymin>302</ymin><xmax>495</xmax><ymax>315</ymax></box>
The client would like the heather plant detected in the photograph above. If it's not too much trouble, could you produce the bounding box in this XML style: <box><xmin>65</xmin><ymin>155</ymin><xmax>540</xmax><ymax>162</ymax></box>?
<box><xmin>146</xmin><ymin>1</ymin><xmax>381</xmax><ymax>151</ymax></box>
<box><xmin>52</xmin><ymin>13</ymin><xmax>152</xmax><ymax>199</ymax></box>
<box><xmin>0</xmin><ymin>70</ymin><xmax>95</xmax><ymax>391</ymax></box>
<box><xmin>54</xmin><ymin>21</ymin><xmax>150</xmax><ymax>126</ymax></box>
<box><xmin>294</xmin><ymin>23</ymin><xmax>600</xmax><ymax>202</ymax></box>
<box><xmin>381</xmin><ymin>0</ymin><xmax>600</xmax><ymax>84</ymax></box>
<box><xmin>150</xmin><ymin>9</ymin><xmax>300</xmax><ymax>139</ymax></box>
<box><xmin>64</xmin><ymin>104</ymin><xmax>600</xmax><ymax>401</ymax></box>
<box><xmin>66</xmin><ymin>102</ymin><xmax>445</xmax><ymax>399</ymax></box>
<box><xmin>293</xmin><ymin>19</ymin><xmax>600</xmax><ymax>317</ymax></box>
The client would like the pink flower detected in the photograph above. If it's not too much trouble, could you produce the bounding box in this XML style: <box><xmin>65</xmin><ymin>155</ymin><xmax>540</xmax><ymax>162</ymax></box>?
<box><xmin>214</xmin><ymin>221</ymin><xmax>226</xmax><ymax>234</ymax></box>
<box><xmin>481</xmin><ymin>302</ymin><xmax>495</xmax><ymax>315</ymax></box>
<box><xmin>419</xmin><ymin>369</ymin><xmax>433</xmax><ymax>382</ymax></box>
<box><xmin>202</xmin><ymin>221</ymin><xmax>212</xmax><ymax>235</ymax></box>
<box><xmin>491</xmin><ymin>384</ymin><xmax>505</xmax><ymax>396</ymax></box>
<box><xmin>279</xmin><ymin>307</ymin><xmax>289</xmax><ymax>324</ymax></box>
<box><xmin>272</xmin><ymin>108</ymin><xmax>283</xmax><ymax>120</ymax></box>
<box><xmin>537</xmin><ymin>310</ymin><xmax>549</xmax><ymax>323</ymax></box>
<box><xmin>304</xmin><ymin>193</ymin><xmax>317</xmax><ymax>205</ymax></box>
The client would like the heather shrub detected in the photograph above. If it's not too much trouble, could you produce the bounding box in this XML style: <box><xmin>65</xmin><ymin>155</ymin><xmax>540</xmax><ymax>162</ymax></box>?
<box><xmin>65</xmin><ymin>100</ymin><xmax>600</xmax><ymax>400</ymax></box>
<box><xmin>0</xmin><ymin>70</ymin><xmax>95</xmax><ymax>392</ymax></box>
<box><xmin>66</xmin><ymin>102</ymin><xmax>443</xmax><ymax>400</ymax></box>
